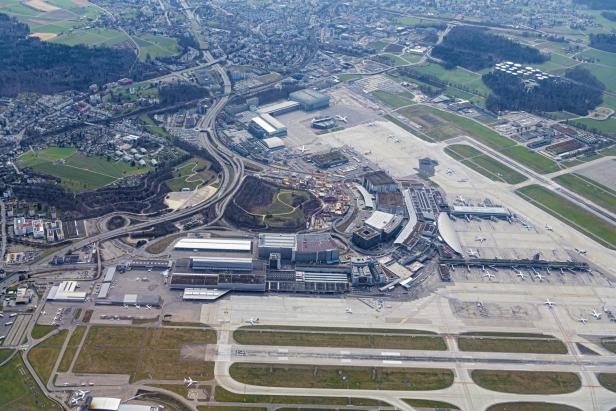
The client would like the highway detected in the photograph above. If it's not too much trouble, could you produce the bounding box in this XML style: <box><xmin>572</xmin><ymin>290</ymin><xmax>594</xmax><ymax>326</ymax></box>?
<box><xmin>0</xmin><ymin>199</ymin><xmax>6</xmax><ymax>269</ymax></box>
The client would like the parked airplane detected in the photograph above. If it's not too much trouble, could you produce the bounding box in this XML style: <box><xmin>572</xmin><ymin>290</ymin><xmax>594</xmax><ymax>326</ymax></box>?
<box><xmin>145</xmin><ymin>305</ymin><xmax>152</xmax><ymax>310</ymax></box>
<box><xmin>535</xmin><ymin>273</ymin><xmax>545</xmax><ymax>282</ymax></box>
<box><xmin>545</xmin><ymin>224</ymin><xmax>554</xmax><ymax>231</ymax></box>
<box><xmin>482</xmin><ymin>272</ymin><xmax>495</xmax><ymax>280</ymax></box>
<box><xmin>467</xmin><ymin>249</ymin><xmax>479</xmax><ymax>258</ymax></box>
<box><xmin>345</xmin><ymin>307</ymin><xmax>353</xmax><ymax>314</ymax></box>
<box><xmin>184</xmin><ymin>377</ymin><xmax>198</xmax><ymax>387</ymax></box>
<box><xmin>4</xmin><ymin>322</ymin><xmax>13</xmax><ymax>326</ymax></box>
<box><xmin>578</xmin><ymin>317</ymin><xmax>588</xmax><ymax>324</ymax></box>
<box><xmin>367</xmin><ymin>122</ymin><xmax>376</xmax><ymax>127</ymax></box>
<box><xmin>445</xmin><ymin>168</ymin><xmax>455</xmax><ymax>175</ymax></box>
<box><xmin>298</xmin><ymin>145</ymin><xmax>308</xmax><ymax>154</ymax></box>
<box><xmin>335</xmin><ymin>115</ymin><xmax>348</xmax><ymax>123</ymax></box>
<box><xmin>516</xmin><ymin>271</ymin><xmax>526</xmax><ymax>280</ymax></box>
<box><xmin>475</xmin><ymin>236</ymin><xmax>487</xmax><ymax>244</ymax></box>
<box><xmin>544</xmin><ymin>298</ymin><xmax>556</xmax><ymax>308</ymax></box>
<box><xmin>591</xmin><ymin>309</ymin><xmax>602</xmax><ymax>320</ymax></box>
<box><xmin>124</xmin><ymin>304</ymin><xmax>129</xmax><ymax>309</ymax></box>
<box><xmin>245</xmin><ymin>318</ymin><xmax>259</xmax><ymax>325</ymax></box>
<box><xmin>575</xmin><ymin>248</ymin><xmax>587</xmax><ymax>255</ymax></box>
<box><xmin>134</xmin><ymin>304</ymin><xmax>141</xmax><ymax>310</ymax></box>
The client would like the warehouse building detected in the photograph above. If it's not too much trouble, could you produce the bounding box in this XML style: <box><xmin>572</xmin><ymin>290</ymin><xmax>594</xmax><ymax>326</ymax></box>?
<box><xmin>129</xmin><ymin>259</ymin><xmax>172</xmax><ymax>270</ymax></box>
<box><xmin>362</xmin><ymin>171</ymin><xmax>398</xmax><ymax>193</ymax></box>
<box><xmin>257</xmin><ymin>100</ymin><xmax>301</xmax><ymax>116</ymax></box>
<box><xmin>296</xmin><ymin>233</ymin><xmax>340</xmax><ymax>264</ymax></box>
<box><xmin>248</xmin><ymin>115</ymin><xmax>287</xmax><ymax>138</ymax></box>
<box><xmin>258</xmin><ymin>233</ymin><xmax>297</xmax><ymax>260</ymax></box>
<box><xmin>174</xmin><ymin>238</ymin><xmax>253</xmax><ymax>253</ymax></box>
<box><xmin>260</xmin><ymin>137</ymin><xmax>285</xmax><ymax>151</ymax></box>
<box><xmin>47</xmin><ymin>281</ymin><xmax>87</xmax><ymax>302</ymax></box>
<box><xmin>289</xmin><ymin>89</ymin><xmax>330</xmax><ymax>111</ymax></box>
<box><xmin>190</xmin><ymin>256</ymin><xmax>253</xmax><ymax>272</ymax></box>
<box><xmin>95</xmin><ymin>294</ymin><xmax>162</xmax><ymax>307</ymax></box>
<box><xmin>169</xmin><ymin>272</ymin><xmax>266</xmax><ymax>292</ymax></box>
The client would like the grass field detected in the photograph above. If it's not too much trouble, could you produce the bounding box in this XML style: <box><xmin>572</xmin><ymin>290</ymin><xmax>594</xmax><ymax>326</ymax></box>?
<box><xmin>165</xmin><ymin>158</ymin><xmax>214</xmax><ymax>192</ymax></box>
<box><xmin>213</xmin><ymin>386</ymin><xmax>385</xmax><ymax>406</ymax></box>
<box><xmin>403</xmin><ymin>399</ymin><xmax>460</xmax><ymax>410</ymax></box>
<box><xmin>134</xmin><ymin>34</ymin><xmax>179</xmax><ymax>61</ymax></box>
<box><xmin>598</xmin><ymin>373</ymin><xmax>616</xmax><ymax>393</ymax></box>
<box><xmin>602</xmin><ymin>338</ymin><xmax>616</xmax><ymax>354</ymax></box>
<box><xmin>18</xmin><ymin>147</ymin><xmax>150</xmax><ymax>192</ymax></box>
<box><xmin>554</xmin><ymin>173</ymin><xmax>616</xmax><ymax>214</ymax></box>
<box><xmin>233</xmin><ymin>327</ymin><xmax>447</xmax><ymax>351</ymax></box>
<box><xmin>31</xmin><ymin>324</ymin><xmax>55</xmax><ymax>340</ymax></box>
<box><xmin>457</xmin><ymin>334</ymin><xmax>567</xmax><ymax>354</ymax></box>
<box><xmin>371</xmin><ymin>90</ymin><xmax>415</xmax><ymax>108</ymax></box>
<box><xmin>487</xmin><ymin>403</ymin><xmax>581</xmax><ymax>411</ymax></box>
<box><xmin>0</xmin><ymin>349</ymin><xmax>13</xmax><ymax>363</ymax></box>
<box><xmin>0</xmin><ymin>355</ymin><xmax>61</xmax><ymax>411</ymax></box>
<box><xmin>74</xmin><ymin>326</ymin><xmax>216</xmax><ymax>382</ymax></box>
<box><xmin>51</xmin><ymin>28</ymin><xmax>131</xmax><ymax>47</ymax></box>
<box><xmin>198</xmin><ymin>407</ymin><xmax>266</xmax><ymax>411</ymax></box>
<box><xmin>57</xmin><ymin>326</ymin><xmax>86</xmax><ymax>372</ymax></box>
<box><xmin>571</xmin><ymin>117</ymin><xmax>616</xmax><ymax>137</ymax></box>
<box><xmin>471</xmin><ymin>370</ymin><xmax>581</xmax><ymax>395</ymax></box>
<box><xmin>581</xmin><ymin>63</ymin><xmax>616</xmax><ymax>93</ymax></box>
<box><xmin>140</xmin><ymin>114</ymin><xmax>169</xmax><ymax>138</ymax></box>
<box><xmin>413</xmin><ymin>63</ymin><xmax>490</xmax><ymax>95</ymax></box>
<box><xmin>516</xmin><ymin>185</ymin><xmax>616</xmax><ymax>249</ymax></box>
<box><xmin>230</xmin><ymin>363</ymin><xmax>454</xmax><ymax>391</ymax></box>
<box><xmin>445</xmin><ymin>144</ymin><xmax>528</xmax><ymax>184</ymax></box>
<box><xmin>28</xmin><ymin>330</ymin><xmax>68</xmax><ymax>384</ymax></box>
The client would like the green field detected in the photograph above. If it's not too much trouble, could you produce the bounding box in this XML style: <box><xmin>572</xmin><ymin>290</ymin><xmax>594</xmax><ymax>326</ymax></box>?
<box><xmin>140</xmin><ymin>114</ymin><xmax>169</xmax><ymax>138</ymax></box>
<box><xmin>135</xmin><ymin>34</ymin><xmax>179</xmax><ymax>61</ymax></box>
<box><xmin>571</xmin><ymin>117</ymin><xmax>616</xmax><ymax>137</ymax></box>
<box><xmin>371</xmin><ymin>90</ymin><xmax>415</xmax><ymax>108</ymax></box>
<box><xmin>58</xmin><ymin>326</ymin><xmax>87</xmax><ymax>372</ymax></box>
<box><xmin>581</xmin><ymin>63</ymin><xmax>616</xmax><ymax>93</ymax></box>
<box><xmin>213</xmin><ymin>386</ymin><xmax>385</xmax><ymax>406</ymax></box>
<box><xmin>51</xmin><ymin>28</ymin><xmax>131</xmax><ymax>47</ymax></box>
<box><xmin>487</xmin><ymin>403</ymin><xmax>582</xmax><ymax>411</ymax></box>
<box><xmin>413</xmin><ymin>63</ymin><xmax>490</xmax><ymax>95</ymax></box>
<box><xmin>457</xmin><ymin>334</ymin><xmax>567</xmax><ymax>354</ymax></box>
<box><xmin>602</xmin><ymin>338</ymin><xmax>616</xmax><ymax>354</ymax></box>
<box><xmin>403</xmin><ymin>399</ymin><xmax>460</xmax><ymax>410</ymax></box>
<box><xmin>445</xmin><ymin>144</ymin><xmax>528</xmax><ymax>184</ymax></box>
<box><xmin>0</xmin><ymin>355</ymin><xmax>61</xmax><ymax>411</ymax></box>
<box><xmin>233</xmin><ymin>327</ymin><xmax>447</xmax><ymax>351</ymax></box>
<box><xmin>598</xmin><ymin>373</ymin><xmax>616</xmax><ymax>393</ymax></box>
<box><xmin>0</xmin><ymin>349</ymin><xmax>14</xmax><ymax>364</ymax></box>
<box><xmin>74</xmin><ymin>326</ymin><xmax>216</xmax><ymax>382</ymax></box>
<box><xmin>554</xmin><ymin>173</ymin><xmax>616</xmax><ymax>214</ymax></box>
<box><xmin>230</xmin><ymin>363</ymin><xmax>454</xmax><ymax>391</ymax></box>
<box><xmin>516</xmin><ymin>185</ymin><xmax>616</xmax><ymax>249</ymax></box>
<box><xmin>471</xmin><ymin>370</ymin><xmax>581</xmax><ymax>394</ymax></box>
<box><xmin>166</xmin><ymin>158</ymin><xmax>214</xmax><ymax>192</ymax></box>
<box><xmin>28</xmin><ymin>330</ymin><xmax>68</xmax><ymax>384</ymax></box>
<box><xmin>31</xmin><ymin>324</ymin><xmax>55</xmax><ymax>340</ymax></box>
<box><xmin>18</xmin><ymin>147</ymin><xmax>150</xmax><ymax>192</ymax></box>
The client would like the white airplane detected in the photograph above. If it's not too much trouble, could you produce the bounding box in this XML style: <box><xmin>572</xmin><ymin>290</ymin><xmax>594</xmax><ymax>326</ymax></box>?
<box><xmin>134</xmin><ymin>304</ymin><xmax>141</xmax><ymax>310</ymax></box>
<box><xmin>245</xmin><ymin>318</ymin><xmax>259</xmax><ymax>325</ymax></box>
<box><xmin>298</xmin><ymin>145</ymin><xmax>308</xmax><ymax>154</ymax></box>
<box><xmin>345</xmin><ymin>307</ymin><xmax>353</xmax><ymax>314</ymax></box>
<box><xmin>535</xmin><ymin>273</ymin><xmax>545</xmax><ymax>282</ymax></box>
<box><xmin>367</xmin><ymin>121</ymin><xmax>376</xmax><ymax>127</ymax></box>
<box><xmin>578</xmin><ymin>317</ymin><xmax>588</xmax><ymax>324</ymax></box>
<box><xmin>591</xmin><ymin>309</ymin><xmax>602</xmax><ymax>320</ymax></box>
<box><xmin>145</xmin><ymin>305</ymin><xmax>152</xmax><ymax>310</ymax></box>
<box><xmin>575</xmin><ymin>248</ymin><xmax>587</xmax><ymax>255</ymax></box>
<box><xmin>468</xmin><ymin>249</ymin><xmax>479</xmax><ymax>258</ymax></box>
<box><xmin>41</xmin><ymin>311</ymin><xmax>46</xmax><ymax>316</ymax></box>
<box><xmin>475</xmin><ymin>236</ymin><xmax>487</xmax><ymax>244</ymax></box>
<box><xmin>482</xmin><ymin>272</ymin><xmax>495</xmax><ymax>280</ymax></box>
<box><xmin>516</xmin><ymin>271</ymin><xmax>526</xmax><ymax>280</ymax></box>
<box><xmin>124</xmin><ymin>304</ymin><xmax>129</xmax><ymax>309</ymax></box>
<box><xmin>184</xmin><ymin>377</ymin><xmax>197</xmax><ymax>387</ymax></box>
<box><xmin>76</xmin><ymin>390</ymin><xmax>89</xmax><ymax>398</ymax></box>
<box><xmin>335</xmin><ymin>115</ymin><xmax>348</xmax><ymax>123</ymax></box>
<box><xmin>5</xmin><ymin>321</ymin><xmax>13</xmax><ymax>326</ymax></box>
<box><xmin>544</xmin><ymin>298</ymin><xmax>556</xmax><ymax>308</ymax></box>
<box><xmin>545</xmin><ymin>224</ymin><xmax>554</xmax><ymax>231</ymax></box>
<box><xmin>9</xmin><ymin>313</ymin><xmax>17</xmax><ymax>318</ymax></box>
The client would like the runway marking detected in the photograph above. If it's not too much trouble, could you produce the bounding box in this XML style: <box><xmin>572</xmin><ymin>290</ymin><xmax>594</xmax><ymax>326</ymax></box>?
<box><xmin>277</xmin><ymin>356</ymin><xmax>288</xmax><ymax>361</ymax></box>
<box><xmin>277</xmin><ymin>348</ymin><xmax>288</xmax><ymax>353</ymax></box>
<box><xmin>340</xmin><ymin>351</ymin><xmax>350</xmax><ymax>355</ymax></box>
<box><xmin>383</xmin><ymin>360</ymin><xmax>402</xmax><ymax>365</ymax></box>
<box><xmin>381</xmin><ymin>352</ymin><xmax>400</xmax><ymax>356</ymax></box>
<box><xmin>341</xmin><ymin>359</ymin><xmax>352</xmax><ymax>363</ymax></box>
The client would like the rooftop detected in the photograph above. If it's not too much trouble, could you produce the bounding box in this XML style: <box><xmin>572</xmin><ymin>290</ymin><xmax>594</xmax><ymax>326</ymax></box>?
<box><xmin>258</xmin><ymin>233</ymin><xmax>297</xmax><ymax>249</ymax></box>
<box><xmin>365</xmin><ymin>211</ymin><xmax>396</xmax><ymax>231</ymax></box>
<box><xmin>364</xmin><ymin>170</ymin><xmax>396</xmax><ymax>186</ymax></box>
<box><xmin>175</xmin><ymin>238</ymin><xmax>252</xmax><ymax>252</ymax></box>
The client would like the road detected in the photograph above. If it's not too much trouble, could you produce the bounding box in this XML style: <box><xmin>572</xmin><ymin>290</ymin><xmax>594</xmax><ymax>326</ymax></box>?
<box><xmin>0</xmin><ymin>199</ymin><xmax>6</xmax><ymax>269</ymax></box>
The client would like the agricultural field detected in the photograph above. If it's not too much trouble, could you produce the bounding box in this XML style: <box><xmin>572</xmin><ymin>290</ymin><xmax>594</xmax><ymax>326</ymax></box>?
<box><xmin>18</xmin><ymin>147</ymin><xmax>150</xmax><ymax>192</ymax></box>
<box><xmin>0</xmin><ymin>355</ymin><xmax>61</xmax><ymax>411</ymax></box>
<box><xmin>581</xmin><ymin>63</ymin><xmax>616</xmax><ymax>94</ymax></box>
<box><xmin>471</xmin><ymin>370</ymin><xmax>581</xmax><ymax>395</ymax></box>
<box><xmin>554</xmin><ymin>173</ymin><xmax>616</xmax><ymax>214</ymax></box>
<box><xmin>73</xmin><ymin>326</ymin><xmax>216</xmax><ymax>382</ymax></box>
<box><xmin>51</xmin><ymin>28</ymin><xmax>131</xmax><ymax>47</ymax></box>
<box><xmin>413</xmin><ymin>63</ymin><xmax>490</xmax><ymax>95</ymax></box>
<box><xmin>444</xmin><ymin>144</ymin><xmax>528</xmax><ymax>184</ymax></box>
<box><xmin>230</xmin><ymin>363</ymin><xmax>454</xmax><ymax>391</ymax></box>
<box><xmin>516</xmin><ymin>185</ymin><xmax>616</xmax><ymax>249</ymax></box>
<box><xmin>165</xmin><ymin>158</ymin><xmax>215</xmax><ymax>192</ymax></box>
<box><xmin>234</xmin><ymin>326</ymin><xmax>447</xmax><ymax>350</ymax></box>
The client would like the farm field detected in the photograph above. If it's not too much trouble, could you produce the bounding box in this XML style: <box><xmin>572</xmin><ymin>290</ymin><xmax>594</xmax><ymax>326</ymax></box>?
<box><xmin>413</xmin><ymin>63</ymin><xmax>490</xmax><ymax>95</ymax></box>
<box><xmin>554</xmin><ymin>173</ymin><xmax>616</xmax><ymax>214</ymax></box>
<box><xmin>51</xmin><ymin>28</ymin><xmax>131</xmax><ymax>47</ymax></box>
<box><xmin>230</xmin><ymin>363</ymin><xmax>454</xmax><ymax>391</ymax></box>
<box><xmin>516</xmin><ymin>185</ymin><xmax>616</xmax><ymax>249</ymax></box>
<box><xmin>73</xmin><ymin>326</ymin><xmax>216</xmax><ymax>382</ymax></box>
<box><xmin>18</xmin><ymin>147</ymin><xmax>150</xmax><ymax>192</ymax></box>
<box><xmin>444</xmin><ymin>144</ymin><xmax>528</xmax><ymax>184</ymax></box>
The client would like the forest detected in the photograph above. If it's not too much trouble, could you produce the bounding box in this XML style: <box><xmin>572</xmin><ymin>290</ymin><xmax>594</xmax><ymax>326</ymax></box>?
<box><xmin>483</xmin><ymin>70</ymin><xmax>603</xmax><ymax>115</ymax></box>
<box><xmin>0</xmin><ymin>13</ymin><xmax>161</xmax><ymax>97</ymax></box>
<box><xmin>589</xmin><ymin>34</ymin><xmax>616</xmax><ymax>54</ymax></box>
<box><xmin>432</xmin><ymin>26</ymin><xmax>548</xmax><ymax>71</ymax></box>
<box><xmin>602</xmin><ymin>11</ymin><xmax>616</xmax><ymax>22</ymax></box>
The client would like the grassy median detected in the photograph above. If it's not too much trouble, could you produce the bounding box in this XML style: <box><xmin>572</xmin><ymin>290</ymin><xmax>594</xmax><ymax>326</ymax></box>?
<box><xmin>486</xmin><ymin>403</ymin><xmax>581</xmax><ymax>411</ymax></box>
<box><xmin>457</xmin><ymin>332</ymin><xmax>567</xmax><ymax>354</ymax></box>
<box><xmin>471</xmin><ymin>370</ymin><xmax>581</xmax><ymax>394</ymax></box>
<box><xmin>230</xmin><ymin>363</ymin><xmax>454</xmax><ymax>391</ymax></box>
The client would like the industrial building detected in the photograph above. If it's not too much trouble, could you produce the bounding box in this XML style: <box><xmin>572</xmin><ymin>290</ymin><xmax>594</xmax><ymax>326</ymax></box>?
<box><xmin>296</xmin><ymin>233</ymin><xmax>340</xmax><ymax>264</ymax></box>
<box><xmin>95</xmin><ymin>294</ymin><xmax>162</xmax><ymax>307</ymax></box>
<box><xmin>257</xmin><ymin>100</ymin><xmax>301</xmax><ymax>116</ymax></box>
<box><xmin>352</xmin><ymin>226</ymin><xmax>381</xmax><ymax>249</ymax></box>
<box><xmin>190</xmin><ymin>256</ymin><xmax>254</xmax><ymax>272</ymax></box>
<box><xmin>362</xmin><ymin>171</ymin><xmax>398</xmax><ymax>193</ymax></box>
<box><xmin>310</xmin><ymin>150</ymin><xmax>349</xmax><ymax>169</ymax></box>
<box><xmin>260</xmin><ymin>136</ymin><xmax>285</xmax><ymax>151</ymax></box>
<box><xmin>418</xmin><ymin>157</ymin><xmax>438</xmax><ymax>178</ymax></box>
<box><xmin>182</xmin><ymin>288</ymin><xmax>230</xmax><ymax>301</ymax></box>
<box><xmin>258</xmin><ymin>233</ymin><xmax>297</xmax><ymax>260</ymax></box>
<box><xmin>248</xmin><ymin>115</ymin><xmax>287</xmax><ymax>138</ymax></box>
<box><xmin>174</xmin><ymin>238</ymin><xmax>253</xmax><ymax>253</ymax></box>
<box><xmin>169</xmin><ymin>272</ymin><xmax>266</xmax><ymax>292</ymax></box>
<box><xmin>377</xmin><ymin>191</ymin><xmax>406</xmax><ymax>215</ymax></box>
<box><xmin>394</xmin><ymin>189</ymin><xmax>419</xmax><ymax>245</ymax></box>
<box><xmin>450</xmin><ymin>205</ymin><xmax>511</xmax><ymax>218</ymax></box>
<box><xmin>47</xmin><ymin>281</ymin><xmax>87</xmax><ymax>302</ymax></box>
<box><xmin>289</xmin><ymin>89</ymin><xmax>330</xmax><ymax>111</ymax></box>
<box><xmin>129</xmin><ymin>259</ymin><xmax>172</xmax><ymax>270</ymax></box>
